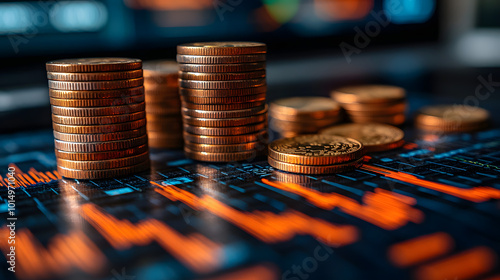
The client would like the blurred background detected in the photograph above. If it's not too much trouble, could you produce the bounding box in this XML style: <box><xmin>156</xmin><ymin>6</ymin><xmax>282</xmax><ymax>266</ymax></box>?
<box><xmin>1</xmin><ymin>0</ymin><xmax>499</xmax><ymax>133</ymax></box>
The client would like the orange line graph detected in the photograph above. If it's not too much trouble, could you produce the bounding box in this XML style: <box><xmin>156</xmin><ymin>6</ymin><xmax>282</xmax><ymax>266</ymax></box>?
<box><xmin>261</xmin><ymin>178</ymin><xmax>423</xmax><ymax>230</ymax></box>
<box><xmin>0</xmin><ymin>228</ymin><xmax>106</xmax><ymax>280</ymax></box>
<box><xmin>80</xmin><ymin>203</ymin><xmax>222</xmax><ymax>273</ymax></box>
<box><xmin>151</xmin><ymin>181</ymin><xmax>358</xmax><ymax>247</ymax></box>
<box><xmin>1</xmin><ymin>164</ymin><xmax>60</xmax><ymax>188</ymax></box>
<box><xmin>361</xmin><ymin>164</ymin><xmax>500</xmax><ymax>202</ymax></box>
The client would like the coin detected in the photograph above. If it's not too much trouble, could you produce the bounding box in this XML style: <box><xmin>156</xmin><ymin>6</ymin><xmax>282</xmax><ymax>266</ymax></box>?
<box><xmin>415</xmin><ymin>105</ymin><xmax>490</xmax><ymax>127</ymax></box>
<box><xmin>180</xmin><ymin>93</ymin><xmax>266</xmax><ymax>104</ymax></box>
<box><xmin>143</xmin><ymin>60</ymin><xmax>178</xmax><ymax>85</ymax></box>
<box><xmin>182</xmin><ymin>104</ymin><xmax>267</xmax><ymax>119</ymax></box>
<box><xmin>179</xmin><ymin>86</ymin><xmax>266</xmax><ymax>97</ymax></box>
<box><xmin>321</xmin><ymin>123</ymin><xmax>405</xmax><ymax>153</ymax></box>
<box><xmin>145</xmin><ymin>104</ymin><xmax>181</xmax><ymax>115</ymax></box>
<box><xmin>179</xmin><ymin>70</ymin><xmax>266</xmax><ymax>81</ymax></box>
<box><xmin>145</xmin><ymin>94</ymin><xmax>181</xmax><ymax>103</ymax></box>
<box><xmin>47</xmin><ymin>70</ymin><xmax>143</xmax><ymax>81</ymax></box>
<box><xmin>349</xmin><ymin>113</ymin><xmax>405</xmax><ymax>125</ymax></box>
<box><xmin>57</xmin><ymin>160</ymin><xmax>150</xmax><ymax>179</ymax></box>
<box><xmin>52</xmin><ymin>111</ymin><xmax>145</xmax><ymax>125</ymax></box>
<box><xmin>55</xmin><ymin>144</ymin><xmax>148</xmax><ymax>161</ymax></box>
<box><xmin>268</xmin><ymin>157</ymin><xmax>363</xmax><ymax>174</ymax></box>
<box><xmin>331</xmin><ymin>85</ymin><xmax>406</xmax><ymax>104</ymax></box>
<box><xmin>49</xmin><ymin>95</ymin><xmax>144</xmax><ymax>107</ymax></box>
<box><xmin>54</xmin><ymin>135</ymin><xmax>148</xmax><ymax>152</ymax></box>
<box><xmin>182</xmin><ymin>113</ymin><xmax>267</xmax><ymax>127</ymax></box>
<box><xmin>48</xmin><ymin>78</ymin><xmax>143</xmax><ymax>91</ymax></box>
<box><xmin>185</xmin><ymin>141</ymin><xmax>262</xmax><ymax>153</ymax></box>
<box><xmin>179</xmin><ymin>62</ymin><xmax>266</xmax><ymax>73</ymax></box>
<box><xmin>52</xmin><ymin>119</ymin><xmax>146</xmax><ymax>134</ymax></box>
<box><xmin>184</xmin><ymin>122</ymin><xmax>267</xmax><ymax>136</ymax></box>
<box><xmin>46</xmin><ymin>58</ymin><xmax>142</xmax><ymax>73</ymax></box>
<box><xmin>148</xmin><ymin>136</ymin><xmax>184</xmax><ymax>149</ymax></box>
<box><xmin>270</xmin><ymin>118</ymin><xmax>341</xmax><ymax>131</ymax></box>
<box><xmin>341</xmin><ymin>101</ymin><xmax>407</xmax><ymax>114</ymax></box>
<box><xmin>57</xmin><ymin>152</ymin><xmax>150</xmax><ymax>170</ymax></box>
<box><xmin>183</xmin><ymin>130</ymin><xmax>268</xmax><ymax>145</ymax></box>
<box><xmin>147</xmin><ymin>120</ymin><xmax>183</xmax><ymax>132</ymax></box>
<box><xmin>269</xmin><ymin>97</ymin><xmax>340</xmax><ymax>121</ymax></box>
<box><xmin>179</xmin><ymin>78</ymin><xmax>265</xmax><ymax>89</ymax></box>
<box><xmin>182</xmin><ymin>100</ymin><xmax>265</xmax><ymax>111</ymax></box>
<box><xmin>53</xmin><ymin>127</ymin><xmax>147</xmax><ymax>142</ymax></box>
<box><xmin>176</xmin><ymin>54</ymin><xmax>266</xmax><ymax>64</ymax></box>
<box><xmin>51</xmin><ymin>103</ymin><xmax>145</xmax><ymax>117</ymax></box>
<box><xmin>177</xmin><ymin>42</ymin><xmax>266</xmax><ymax>56</ymax></box>
<box><xmin>49</xmin><ymin>87</ymin><xmax>144</xmax><ymax>99</ymax></box>
<box><xmin>268</xmin><ymin>134</ymin><xmax>364</xmax><ymax>165</ymax></box>
<box><xmin>184</xmin><ymin>147</ymin><xmax>261</xmax><ymax>162</ymax></box>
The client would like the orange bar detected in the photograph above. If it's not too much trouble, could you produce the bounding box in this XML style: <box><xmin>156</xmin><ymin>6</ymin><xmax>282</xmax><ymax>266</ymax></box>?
<box><xmin>46</xmin><ymin>172</ymin><xmax>57</xmax><ymax>180</ymax></box>
<box><xmin>22</xmin><ymin>173</ymin><xmax>36</xmax><ymax>185</ymax></box>
<box><xmin>199</xmin><ymin>263</ymin><xmax>279</xmax><ymax>280</ymax></box>
<box><xmin>53</xmin><ymin>170</ymin><xmax>62</xmax><ymax>179</ymax></box>
<box><xmin>414</xmin><ymin>247</ymin><xmax>496</xmax><ymax>280</ymax></box>
<box><xmin>388</xmin><ymin>232</ymin><xmax>454</xmax><ymax>267</ymax></box>
<box><xmin>28</xmin><ymin>169</ymin><xmax>42</xmax><ymax>183</ymax></box>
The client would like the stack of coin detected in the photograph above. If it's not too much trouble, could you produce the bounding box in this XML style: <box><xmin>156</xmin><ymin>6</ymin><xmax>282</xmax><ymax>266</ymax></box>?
<box><xmin>331</xmin><ymin>85</ymin><xmax>407</xmax><ymax>126</ymax></box>
<box><xmin>143</xmin><ymin>60</ymin><xmax>183</xmax><ymax>149</ymax></box>
<box><xmin>268</xmin><ymin>134</ymin><xmax>365</xmax><ymax>174</ymax></box>
<box><xmin>269</xmin><ymin>97</ymin><xmax>341</xmax><ymax>138</ymax></box>
<box><xmin>415</xmin><ymin>105</ymin><xmax>490</xmax><ymax>133</ymax></box>
<box><xmin>177</xmin><ymin>42</ymin><xmax>268</xmax><ymax>162</ymax></box>
<box><xmin>321</xmin><ymin>123</ymin><xmax>405</xmax><ymax>153</ymax></box>
<box><xmin>46</xmin><ymin>58</ymin><xmax>150</xmax><ymax>179</ymax></box>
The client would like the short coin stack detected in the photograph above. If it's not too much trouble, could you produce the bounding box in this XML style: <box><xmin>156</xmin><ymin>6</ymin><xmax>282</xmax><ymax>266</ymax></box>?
<box><xmin>415</xmin><ymin>105</ymin><xmax>490</xmax><ymax>133</ymax></box>
<box><xmin>331</xmin><ymin>85</ymin><xmax>407</xmax><ymax>126</ymax></box>
<box><xmin>268</xmin><ymin>134</ymin><xmax>365</xmax><ymax>174</ymax></box>
<box><xmin>177</xmin><ymin>42</ymin><xmax>268</xmax><ymax>162</ymax></box>
<box><xmin>269</xmin><ymin>97</ymin><xmax>341</xmax><ymax>138</ymax></box>
<box><xmin>47</xmin><ymin>58</ymin><xmax>150</xmax><ymax>179</ymax></box>
<box><xmin>143</xmin><ymin>60</ymin><xmax>183</xmax><ymax>149</ymax></box>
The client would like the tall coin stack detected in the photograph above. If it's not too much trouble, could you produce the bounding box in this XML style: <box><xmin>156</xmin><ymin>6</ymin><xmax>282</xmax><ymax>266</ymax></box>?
<box><xmin>176</xmin><ymin>42</ymin><xmax>268</xmax><ymax>162</ymax></box>
<box><xmin>47</xmin><ymin>58</ymin><xmax>150</xmax><ymax>179</ymax></box>
<box><xmin>331</xmin><ymin>85</ymin><xmax>407</xmax><ymax>126</ymax></box>
<box><xmin>143</xmin><ymin>61</ymin><xmax>183</xmax><ymax>149</ymax></box>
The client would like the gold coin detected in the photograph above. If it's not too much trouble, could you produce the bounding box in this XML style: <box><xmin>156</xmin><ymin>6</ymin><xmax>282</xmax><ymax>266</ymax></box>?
<box><xmin>270</xmin><ymin>118</ymin><xmax>341</xmax><ymax>132</ymax></box>
<box><xmin>268</xmin><ymin>157</ymin><xmax>363</xmax><ymax>175</ymax></box>
<box><xmin>57</xmin><ymin>152</ymin><xmax>149</xmax><ymax>170</ymax></box>
<box><xmin>55</xmin><ymin>144</ymin><xmax>148</xmax><ymax>161</ymax></box>
<box><xmin>143</xmin><ymin>60</ymin><xmax>178</xmax><ymax>85</ymax></box>
<box><xmin>176</xmin><ymin>54</ymin><xmax>266</xmax><ymax>64</ymax></box>
<box><xmin>57</xmin><ymin>160</ymin><xmax>150</xmax><ymax>179</ymax></box>
<box><xmin>47</xmin><ymin>70</ymin><xmax>143</xmax><ymax>81</ymax></box>
<box><xmin>182</xmin><ymin>104</ymin><xmax>267</xmax><ymax>119</ymax></box>
<box><xmin>185</xmin><ymin>141</ymin><xmax>262</xmax><ymax>153</ymax></box>
<box><xmin>415</xmin><ymin>122</ymin><xmax>490</xmax><ymax>133</ymax></box>
<box><xmin>177</xmin><ymin>42</ymin><xmax>266</xmax><ymax>56</ymax></box>
<box><xmin>182</xmin><ymin>113</ymin><xmax>267</xmax><ymax>127</ymax></box>
<box><xmin>182</xmin><ymin>100</ymin><xmax>265</xmax><ymax>111</ymax></box>
<box><xmin>184</xmin><ymin>122</ymin><xmax>267</xmax><ymax>136</ymax></box>
<box><xmin>53</xmin><ymin>127</ymin><xmax>147</xmax><ymax>142</ymax></box>
<box><xmin>179</xmin><ymin>70</ymin><xmax>265</xmax><ymax>81</ymax></box>
<box><xmin>48</xmin><ymin>78</ymin><xmax>143</xmax><ymax>91</ymax></box>
<box><xmin>52</xmin><ymin>112</ymin><xmax>145</xmax><ymax>125</ymax></box>
<box><xmin>180</xmin><ymin>93</ymin><xmax>265</xmax><ymax>104</ymax></box>
<box><xmin>415</xmin><ymin>105</ymin><xmax>489</xmax><ymax>127</ymax></box>
<box><xmin>50</xmin><ymin>95</ymin><xmax>144</xmax><ymax>107</ymax></box>
<box><xmin>268</xmin><ymin>134</ymin><xmax>364</xmax><ymax>165</ymax></box>
<box><xmin>349</xmin><ymin>114</ymin><xmax>405</xmax><ymax>125</ymax></box>
<box><xmin>269</xmin><ymin>97</ymin><xmax>340</xmax><ymax>121</ymax></box>
<box><xmin>51</xmin><ymin>103</ymin><xmax>145</xmax><ymax>117</ymax></box>
<box><xmin>341</xmin><ymin>101</ymin><xmax>407</xmax><ymax>113</ymax></box>
<box><xmin>180</xmin><ymin>86</ymin><xmax>266</xmax><ymax>97</ymax></box>
<box><xmin>332</xmin><ymin>85</ymin><xmax>406</xmax><ymax>104</ymax></box>
<box><xmin>46</xmin><ymin>57</ymin><xmax>142</xmax><ymax>73</ymax></box>
<box><xmin>179</xmin><ymin>79</ymin><xmax>265</xmax><ymax>90</ymax></box>
<box><xmin>49</xmin><ymin>87</ymin><xmax>144</xmax><ymax>99</ymax></box>
<box><xmin>183</xmin><ymin>130</ymin><xmax>268</xmax><ymax>145</ymax></box>
<box><xmin>184</xmin><ymin>147</ymin><xmax>262</xmax><ymax>162</ymax></box>
<box><xmin>54</xmin><ymin>135</ymin><xmax>148</xmax><ymax>152</ymax></box>
<box><xmin>179</xmin><ymin>62</ymin><xmax>266</xmax><ymax>73</ymax></box>
<box><xmin>321</xmin><ymin>123</ymin><xmax>404</xmax><ymax>153</ymax></box>
<box><xmin>52</xmin><ymin>119</ymin><xmax>146</xmax><ymax>134</ymax></box>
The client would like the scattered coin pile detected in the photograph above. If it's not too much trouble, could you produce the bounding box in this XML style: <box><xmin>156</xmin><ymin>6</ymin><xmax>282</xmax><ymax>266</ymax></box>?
<box><xmin>331</xmin><ymin>85</ymin><xmax>407</xmax><ymax>126</ymax></box>
<box><xmin>47</xmin><ymin>58</ymin><xmax>150</xmax><ymax>179</ymax></box>
<box><xmin>177</xmin><ymin>42</ymin><xmax>268</xmax><ymax>162</ymax></box>
<box><xmin>269</xmin><ymin>97</ymin><xmax>341</xmax><ymax>138</ymax></box>
<box><xmin>321</xmin><ymin>123</ymin><xmax>405</xmax><ymax>153</ymax></box>
<box><xmin>415</xmin><ymin>105</ymin><xmax>490</xmax><ymax>133</ymax></box>
<box><xmin>268</xmin><ymin>134</ymin><xmax>365</xmax><ymax>174</ymax></box>
<box><xmin>143</xmin><ymin>60</ymin><xmax>183</xmax><ymax>149</ymax></box>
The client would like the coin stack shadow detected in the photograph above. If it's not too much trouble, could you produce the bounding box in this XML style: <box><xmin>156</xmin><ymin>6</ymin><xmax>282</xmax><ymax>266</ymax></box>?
<box><xmin>269</xmin><ymin>97</ymin><xmax>341</xmax><ymax>138</ymax></box>
<box><xmin>47</xmin><ymin>58</ymin><xmax>150</xmax><ymax>179</ymax></box>
<box><xmin>143</xmin><ymin>61</ymin><xmax>183</xmax><ymax>149</ymax></box>
<box><xmin>176</xmin><ymin>42</ymin><xmax>269</xmax><ymax>162</ymax></box>
<box><xmin>331</xmin><ymin>85</ymin><xmax>407</xmax><ymax>126</ymax></box>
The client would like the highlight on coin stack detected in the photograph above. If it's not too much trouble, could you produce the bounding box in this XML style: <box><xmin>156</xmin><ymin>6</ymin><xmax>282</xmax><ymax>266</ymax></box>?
<box><xmin>46</xmin><ymin>58</ymin><xmax>150</xmax><ymax>179</ymax></box>
<box><xmin>177</xmin><ymin>42</ymin><xmax>269</xmax><ymax>162</ymax></box>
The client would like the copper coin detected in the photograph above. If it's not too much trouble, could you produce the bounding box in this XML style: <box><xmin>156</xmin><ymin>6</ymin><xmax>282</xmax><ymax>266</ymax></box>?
<box><xmin>270</xmin><ymin>97</ymin><xmax>340</xmax><ymax>121</ymax></box>
<box><xmin>180</xmin><ymin>93</ymin><xmax>266</xmax><ymax>104</ymax></box>
<box><xmin>332</xmin><ymin>85</ymin><xmax>406</xmax><ymax>104</ymax></box>
<box><xmin>53</xmin><ymin>127</ymin><xmax>147</xmax><ymax>142</ymax></box>
<box><xmin>182</xmin><ymin>113</ymin><xmax>267</xmax><ymax>127</ymax></box>
<box><xmin>176</xmin><ymin>54</ymin><xmax>266</xmax><ymax>64</ymax></box>
<box><xmin>146</xmin><ymin>114</ymin><xmax>183</xmax><ymax>122</ymax></box>
<box><xmin>145</xmin><ymin>94</ymin><xmax>181</xmax><ymax>104</ymax></box>
<box><xmin>268</xmin><ymin>157</ymin><xmax>363</xmax><ymax>175</ymax></box>
<box><xmin>54</xmin><ymin>135</ymin><xmax>148</xmax><ymax>152</ymax></box>
<box><xmin>320</xmin><ymin>123</ymin><xmax>405</xmax><ymax>153</ymax></box>
<box><xmin>182</xmin><ymin>104</ymin><xmax>267</xmax><ymax>119</ymax></box>
<box><xmin>143</xmin><ymin>60</ymin><xmax>178</xmax><ymax>85</ymax></box>
<box><xmin>184</xmin><ymin>147</ymin><xmax>261</xmax><ymax>162</ymax></box>
<box><xmin>46</xmin><ymin>57</ymin><xmax>142</xmax><ymax>73</ymax></box>
<box><xmin>47</xmin><ymin>70</ymin><xmax>143</xmax><ymax>81</ymax></box>
<box><xmin>147</xmin><ymin>121</ymin><xmax>183</xmax><ymax>132</ymax></box>
<box><xmin>179</xmin><ymin>78</ymin><xmax>265</xmax><ymax>90</ymax></box>
<box><xmin>50</xmin><ymin>95</ymin><xmax>144</xmax><ymax>107</ymax></box>
<box><xmin>179</xmin><ymin>70</ymin><xmax>265</xmax><ymax>81</ymax></box>
<box><xmin>183</xmin><ymin>130</ymin><xmax>268</xmax><ymax>145</ymax></box>
<box><xmin>144</xmin><ymin>84</ymin><xmax>179</xmax><ymax>95</ymax></box>
<box><xmin>148</xmin><ymin>137</ymin><xmax>184</xmax><ymax>149</ymax></box>
<box><xmin>179</xmin><ymin>62</ymin><xmax>266</xmax><ymax>73</ymax></box>
<box><xmin>145</xmin><ymin>104</ymin><xmax>182</xmax><ymax>115</ymax></box>
<box><xmin>179</xmin><ymin>86</ymin><xmax>266</xmax><ymax>97</ymax></box>
<box><xmin>57</xmin><ymin>152</ymin><xmax>150</xmax><ymax>170</ymax></box>
<box><xmin>268</xmin><ymin>134</ymin><xmax>364</xmax><ymax>165</ymax></box>
<box><xmin>415</xmin><ymin>105</ymin><xmax>489</xmax><ymax>127</ymax></box>
<box><xmin>341</xmin><ymin>101</ymin><xmax>407</xmax><ymax>113</ymax></box>
<box><xmin>49</xmin><ymin>86</ymin><xmax>144</xmax><ymax>99</ymax></box>
<box><xmin>55</xmin><ymin>144</ymin><xmax>148</xmax><ymax>161</ymax></box>
<box><xmin>415</xmin><ymin>122</ymin><xmax>490</xmax><ymax>133</ymax></box>
<box><xmin>51</xmin><ymin>103</ymin><xmax>145</xmax><ymax>117</ymax></box>
<box><xmin>349</xmin><ymin>114</ymin><xmax>405</xmax><ymax>125</ymax></box>
<box><xmin>48</xmin><ymin>78</ymin><xmax>143</xmax><ymax>91</ymax></box>
<box><xmin>57</xmin><ymin>160</ymin><xmax>150</xmax><ymax>179</ymax></box>
<box><xmin>182</xmin><ymin>100</ymin><xmax>265</xmax><ymax>111</ymax></box>
<box><xmin>52</xmin><ymin>119</ymin><xmax>146</xmax><ymax>134</ymax></box>
<box><xmin>270</xmin><ymin>117</ymin><xmax>341</xmax><ymax>130</ymax></box>
<box><xmin>185</xmin><ymin>141</ymin><xmax>261</xmax><ymax>153</ymax></box>
<box><xmin>184</xmin><ymin>122</ymin><xmax>267</xmax><ymax>136</ymax></box>
<box><xmin>52</xmin><ymin>112</ymin><xmax>145</xmax><ymax>125</ymax></box>
<box><xmin>177</xmin><ymin>42</ymin><xmax>266</xmax><ymax>56</ymax></box>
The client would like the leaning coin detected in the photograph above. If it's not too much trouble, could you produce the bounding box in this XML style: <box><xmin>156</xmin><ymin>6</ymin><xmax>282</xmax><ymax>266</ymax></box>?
<box><xmin>46</xmin><ymin>57</ymin><xmax>142</xmax><ymax>73</ymax></box>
